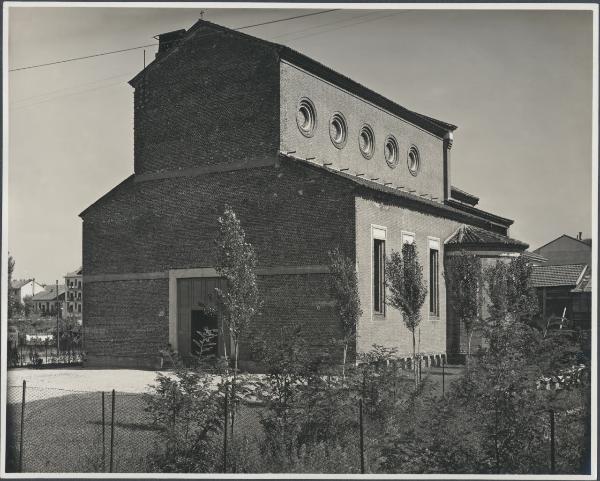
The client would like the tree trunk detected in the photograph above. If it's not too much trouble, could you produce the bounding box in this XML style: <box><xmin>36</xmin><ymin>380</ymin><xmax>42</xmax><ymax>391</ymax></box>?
<box><xmin>412</xmin><ymin>329</ymin><xmax>417</xmax><ymax>388</ymax></box>
<box><xmin>467</xmin><ymin>329</ymin><xmax>473</xmax><ymax>371</ymax></box>
<box><xmin>342</xmin><ymin>343</ymin><xmax>347</xmax><ymax>384</ymax></box>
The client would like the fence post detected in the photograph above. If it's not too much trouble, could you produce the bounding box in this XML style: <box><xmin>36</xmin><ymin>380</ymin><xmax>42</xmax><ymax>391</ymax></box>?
<box><xmin>359</xmin><ymin>398</ymin><xmax>365</xmax><ymax>474</ymax></box>
<box><xmin>101</xmin><ymin>391</ymin><xmax>106</xmax><ymax>472</ymax></box>
<box><xmin>19</xmin><ymin>380</ymin><xmax>26</xmax><ymax>472</ymax></box>
<box><xmin>223</xmin><ymin>382</ymin><xmax>228</xmax><ymax>473</ymax></box>
<box><xmin>442</xmin><ymin>358</ymin><xmax>445</xmax><ymax>397</ymax></box>
<box><xmin>110</xmin><ymin>389</ymin><xmax>115</xmax><ymax>473</ymax></box>
<box><xmin>419</xmin><ymin>356</ymin><xmax>422</xmax><ymax>384</ymax></box>
<box><xmin>550</xmin><ymin>409</ymin><xmax>555</xmax><ymax>474</ymax></box>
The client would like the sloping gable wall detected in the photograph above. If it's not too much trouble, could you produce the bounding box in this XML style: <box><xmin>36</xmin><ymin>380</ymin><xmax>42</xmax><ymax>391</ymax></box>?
<box><xmin>534</xmin><ymin>235</ymin><xmax>591</xmax><ymax>266</ymax></box>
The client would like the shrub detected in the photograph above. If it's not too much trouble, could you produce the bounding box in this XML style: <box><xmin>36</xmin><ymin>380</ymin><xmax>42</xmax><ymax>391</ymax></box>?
<box><xmin>144</xmin><ymin>355</ymin><xmax>226</xmax><ymax>473</ymax></box>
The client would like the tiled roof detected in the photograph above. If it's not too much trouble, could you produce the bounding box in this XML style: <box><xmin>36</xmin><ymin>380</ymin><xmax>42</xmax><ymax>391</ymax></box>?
<box><xmin>450</xmin><ymin>186</ymin><xmax>479</xmax><ymax>206</ymax></box>
<box><xmin>11</xmin><ymin>279</ymin><xmax>32</xmax><ymax>289</ymax></box>
<box><xmin>279</xmin><ymin>153</ymin><xmax>515</xmax><ymax>233</ymax></box>
<box><xmin>571</xmin><ymin>266</ymin><xmax>592</xmax><ymax>293</ymax></box>
<box><xmin>521</xmin><ymin>251</ymin><xmax>548</xmax><ymax>264</ymax></box>
<box><xmin>31</xmin><ymin>285</ymin><xmax>66</xmax><ymax>301</ymax></box>
<box><xmin>530</xmin><ymin>264</ymin><xmax>586</xmax><ymax>288</ymax></box>
<box><xmin>65</xmin><ymin>266</ymin><xmax>83</xmax><ymax>277</ymax></box>
<box><xmin>445</xmin><ymin>225</ymin><xmax>528</xmax><ymax>250</ymax></box>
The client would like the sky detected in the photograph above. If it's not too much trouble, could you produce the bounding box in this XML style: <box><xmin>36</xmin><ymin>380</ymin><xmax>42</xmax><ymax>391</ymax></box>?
<box><xmin>6</xmin><ymin>5</ymin><xmax>595</xmax><ymax>283</ymax></box>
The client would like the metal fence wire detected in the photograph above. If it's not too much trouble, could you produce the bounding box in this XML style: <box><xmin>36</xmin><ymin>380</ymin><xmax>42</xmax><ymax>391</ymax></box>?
<box><xmin>4</xmin><ymin>373</ymin><xmax>587</xmax><ymax>474</ymax></box>
<box><xmin>5</xmin><ymin>383</ymin><xmax>157</xmax><ymax>473</ymax></box>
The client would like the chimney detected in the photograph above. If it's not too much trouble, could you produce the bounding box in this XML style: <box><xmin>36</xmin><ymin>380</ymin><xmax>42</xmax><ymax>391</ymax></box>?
<box><xmin>156</xmin><ymin>29</ymin><xmax>187</xmax><ymax>58</ymax></box>
<box><xmin>578</xmin><ymin>232</ymin><xmax>582</xmax><ymax>240</ymax></box>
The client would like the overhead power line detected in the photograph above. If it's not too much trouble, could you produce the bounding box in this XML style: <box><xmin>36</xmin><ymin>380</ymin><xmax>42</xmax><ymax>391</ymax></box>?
<box><xmin>9</xmin><ymin>9</ymin><xmax>339</xmax><ymax>73</ymax></box>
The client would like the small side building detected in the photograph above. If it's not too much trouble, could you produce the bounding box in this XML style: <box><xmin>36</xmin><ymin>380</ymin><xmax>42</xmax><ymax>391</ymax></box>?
<box><xmin>31</xmin><ymin>285</ymin><xmax>66</xmax><ymax>318</ymax></box>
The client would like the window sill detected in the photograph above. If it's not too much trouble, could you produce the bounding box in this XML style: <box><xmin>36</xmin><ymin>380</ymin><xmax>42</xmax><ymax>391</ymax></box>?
<box><xmin>429</xmin><ymin>315</ymin><xmax>441</xmax><ymax>321</ymax></box>
<box><xmin>373</xmin><ymin>312</ymin><xmax>386</xmax><ymax>319</ymax></box>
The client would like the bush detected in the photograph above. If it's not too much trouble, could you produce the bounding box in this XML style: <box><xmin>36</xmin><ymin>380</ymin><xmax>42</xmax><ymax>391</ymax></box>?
<box><xmin>144</xmin><ymin>354</ymin><xmax>226</xmax><ymax>473</ymax></box>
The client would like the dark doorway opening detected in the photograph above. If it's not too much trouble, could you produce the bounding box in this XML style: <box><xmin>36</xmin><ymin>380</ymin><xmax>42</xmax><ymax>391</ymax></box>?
<box><xmin>191</xmin><ymin>309</ymin><xmax>219</xmax><ymax>358</ymax></box>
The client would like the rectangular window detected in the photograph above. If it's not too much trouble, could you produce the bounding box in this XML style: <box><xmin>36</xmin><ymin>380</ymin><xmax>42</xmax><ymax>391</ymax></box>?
<box><xmin>429</xmin><ymin>240</ymin><xmax>440</xmax><ymax>317</ymax></box>
<box><xmin>373</xmin><ymin>238</ymin><xmax>386</xmax><ymax>314</ymax></box>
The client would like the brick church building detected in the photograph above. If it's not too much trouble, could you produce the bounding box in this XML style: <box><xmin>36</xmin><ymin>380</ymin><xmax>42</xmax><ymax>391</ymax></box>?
<box><xmin>81</xmin><ymin>19</ymin><xmax>528</xmax><ymax>368</ymax></box>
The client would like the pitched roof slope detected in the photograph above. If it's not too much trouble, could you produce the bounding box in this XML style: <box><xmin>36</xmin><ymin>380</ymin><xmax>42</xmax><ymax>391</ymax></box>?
<box><xmin>571</xmin><ymin>266</ymin><xmax>592</xmax><ymax>293</ymax></box>
<box><xmin>279</xmin><ymin>153</ymin><xmax>519</xmax><ymax>235</ymax></box>
<box><xmin>11</xmin><ymin>279</ymin><xmax>32</xmax><ymax>289</ymax></box>
<box><xmin>31</xmin><ymin>285</ymin><xmax>66</xmax><ymax>301</ymax></box>
<box><xmin>533</xmin><ymin>234</ymin><xmax>593</xmax><ymax>253</ymax></box>
<box><xmin>444</xmin><ymin>224</ymin><xmax>528</xmax><ymax>250</ymax></box>
<box><xmin>530</xmin><ymin>264</ymin><xmax>587</xmax><ymax>288</ymax></box>
<box><xmin>129</xmin><ymin>19</ymin><xmax>456</xmax><ymax>138</ymax></box>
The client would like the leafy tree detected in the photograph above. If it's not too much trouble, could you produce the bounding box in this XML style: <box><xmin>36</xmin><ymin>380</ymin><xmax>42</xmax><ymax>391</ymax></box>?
<box><xmin>22</xmin><ymin>295</ymin><xmax>34</xmax><ymax>318</ymax></box>
<box><xmin>386</xmin><ymin>242</ymin><xmax>427</xmax><ymax>385</ymax></box>
<box><xmin>484</xmin><ymin>256</ymin><xmax>538</xmax><ymax>330</ymax></box>
<box><xmin>215</xmin><ymin>207</ymin><xmax>260</xmax><ymax>375</ymax></box>
<box><xmin>8</xmin><ymin>255</ymin><xmax>19</xmax><ymax>319</ymax></box>
<box><xmin>445</xmin><ymin>251</ymin><xmax>482</xmax><ymax>367</ymax></box>
<box><xmin>327</xmin><ymin>247</ymin><xmax>362</xmax><ymax>381</ymax></box>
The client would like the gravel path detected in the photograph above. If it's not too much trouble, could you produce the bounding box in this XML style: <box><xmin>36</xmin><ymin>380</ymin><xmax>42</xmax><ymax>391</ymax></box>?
<box><xmin>7</xmin><ymin>368</ymin><xmax>165</xmax><ymax>401</ymax></box>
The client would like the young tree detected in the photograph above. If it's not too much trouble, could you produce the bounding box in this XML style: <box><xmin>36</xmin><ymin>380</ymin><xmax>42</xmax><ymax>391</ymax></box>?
<box><xmin>7</xmin><ymin>255</ymin><xmax>20</xmax><ymax>319</ymax></box>
<box><xmin>215</xmin><ymin>207</ymin><xmax>260</xmax><ymax>376</ymax></box>
<box><xmin>386</xmin><ymin>242</ymin><xmax>427</xmax><ymax>386</ymax></box>
<box><xmin>327</xmin><ymin>248</ymin><xmax>362</xmax><ymax>381</ymax></box>
<box><xmin>445</xmin><ymin>251</ymin><xmax>482</xmax><ymax>367</ymax></box>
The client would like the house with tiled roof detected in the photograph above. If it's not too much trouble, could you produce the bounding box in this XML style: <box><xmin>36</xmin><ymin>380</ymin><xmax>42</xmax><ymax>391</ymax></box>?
<box><xmin>31</xmin><ymin>285</ymin><xmax>66</xmax><ymax>318</ymax></box>
<box><xmin>80</xmin><ymin>19</ymin><xmax>529</xmax><ymax>368</ymax></box>
<box><xmin>531</xmin><ymin>233</ymin><xmax>593</xmax><ymax>330</ymax></box>
<box><xmin>10</xmin><ymin>278</ymin><xmax>45</xmax><ymax>303</ymax></box>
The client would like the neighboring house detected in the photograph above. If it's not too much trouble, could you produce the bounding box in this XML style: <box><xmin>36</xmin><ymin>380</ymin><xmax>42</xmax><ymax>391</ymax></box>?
<box><xmin>65</xmin><ymin>267</ymin><xmax>83</xmax><ymax>318</ymax></box>
<box><xmin>80</xmin><ymin>20</ymin><xmax>529</xmax><ymax>369</ymax></box>
<box><xmin>10</xmin><ymin>279</ymin><xmax>45</xmax><ymax>303</ymax></box>
<box><xmin>31</xmin><ymin>285</ymin><xmax>66</xmax><ymax>318</ymax></box>
<box><xmin>533</xmin><ymin>233</ymin><xmax>592</xmax><ymax>266</ymax></box>
<box><xmin>531</xmin><ymin>232</ymin><xmax>593</xmax><ymax>331</ymax></box>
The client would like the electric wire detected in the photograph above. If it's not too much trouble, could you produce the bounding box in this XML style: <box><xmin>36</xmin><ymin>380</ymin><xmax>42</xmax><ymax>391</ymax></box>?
<box><xmin>9</xmin><ymin>9</ymin><xmax>339</xmax><ymax>72</ymax></box>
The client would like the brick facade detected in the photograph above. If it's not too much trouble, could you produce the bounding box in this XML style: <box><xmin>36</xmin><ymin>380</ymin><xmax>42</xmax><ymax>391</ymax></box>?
<box><xmin>81</xmin><ymin>19</ymin><xmax>524</xmax><ymax>368</ymax></box>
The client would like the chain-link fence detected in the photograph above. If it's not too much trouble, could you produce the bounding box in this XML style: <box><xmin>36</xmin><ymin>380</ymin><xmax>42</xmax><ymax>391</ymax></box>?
<box><xmin>6</xmin><ymin>383</ymin><xmax>157</xmax><ymax>473</ymax></box>
<box><xmin>5</xmin><ymin>369</ymin><xmax>588</xmax><ymax>474</ymax></box>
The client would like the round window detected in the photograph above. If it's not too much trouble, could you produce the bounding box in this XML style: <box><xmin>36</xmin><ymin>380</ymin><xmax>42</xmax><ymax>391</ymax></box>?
<box><xmin>384</xmin><ymin>135</ymin><xmax>399</xmax><ymax>168</ymax></box>
<box><xmin>296</xmin><ymin>98</ymin><xmax>317</xmax><ymax>137</ymax></box>
<box><xmin>407</xmin><ymin>145</ymin><xmax>420</xmax><ymax>176</ymax></box>
<box><xmin>329</xmin><ymin>112</ymin><xmax>348</xmax><ymax>149</ymax></box>
<box><xmin>359</xmin><ymin>124</ymin><xmax>375</xmax><ymax>159</ymax></box>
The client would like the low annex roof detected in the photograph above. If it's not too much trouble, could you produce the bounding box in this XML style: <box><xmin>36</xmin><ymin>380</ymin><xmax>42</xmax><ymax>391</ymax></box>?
<box><xmin>444</xmin><ymin>224</ymin><xmax>528</xmax><ymax>250</ymax></box>
<box><xmin>571</xmin><ymin>266</ymin><xmax>592</xmax><ymax>293</ymax></box>
<box><xmin>31</xmin><ymin>285</ymin><xmax>66</xmax><ymax>301</ymax></box>
<box><xmin>129</xmin><ymin>20</ymin><xmax>457</xmax><ymax>138</ymax></box>
<box><xmin>279</xmin><ymin>152</ymin><xmax>518</xmax><ymax>235</ymax></box>
<box><xmin>530</xmin><ymin>264</ymin><xmax>587</xmax><ymax>288</ymax></box>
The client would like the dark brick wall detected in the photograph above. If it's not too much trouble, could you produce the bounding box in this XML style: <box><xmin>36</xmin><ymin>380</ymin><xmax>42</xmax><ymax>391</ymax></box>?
<box><xmin>83</xmin><ymin>160</ymin><xmax>356</xmax><ymax>275</ymax></box>
<box><xmin>244</xmin><ymin>273</ymin><xmax>347</xmax><ymax>366</ymax></box>
<box><xmin>133</xmin><ymin>23</ymin><xmax>280</xmax><ymax>175</ymax></box>
<box><xmin>82</xmin><ymin>160</ymin><xmax>357</xmax><ymax>367</ymax></box>
<box><xmin>83</xmin><ymin>279</ymin><xmax>169</xmax><ymax>368</ymax></box>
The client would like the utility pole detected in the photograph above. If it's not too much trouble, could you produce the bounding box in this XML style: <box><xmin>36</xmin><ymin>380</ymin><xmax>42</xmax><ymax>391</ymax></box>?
<box><xmin>55</xmin><ymin>280</ymin><xmax>60</xmax><ymax>356</ymax></box>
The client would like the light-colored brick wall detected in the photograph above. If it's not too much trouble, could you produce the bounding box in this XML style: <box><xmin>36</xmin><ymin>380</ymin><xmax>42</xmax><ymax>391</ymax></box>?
<box><xmin>280</xmin><ymin>62</ymin><xmax>446</xmax><ymax>201</ymax></box>
<box><xmin>355</xmin><ymin>196</ymin><xmax>463</xmax><ymax>357</ymax></box>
